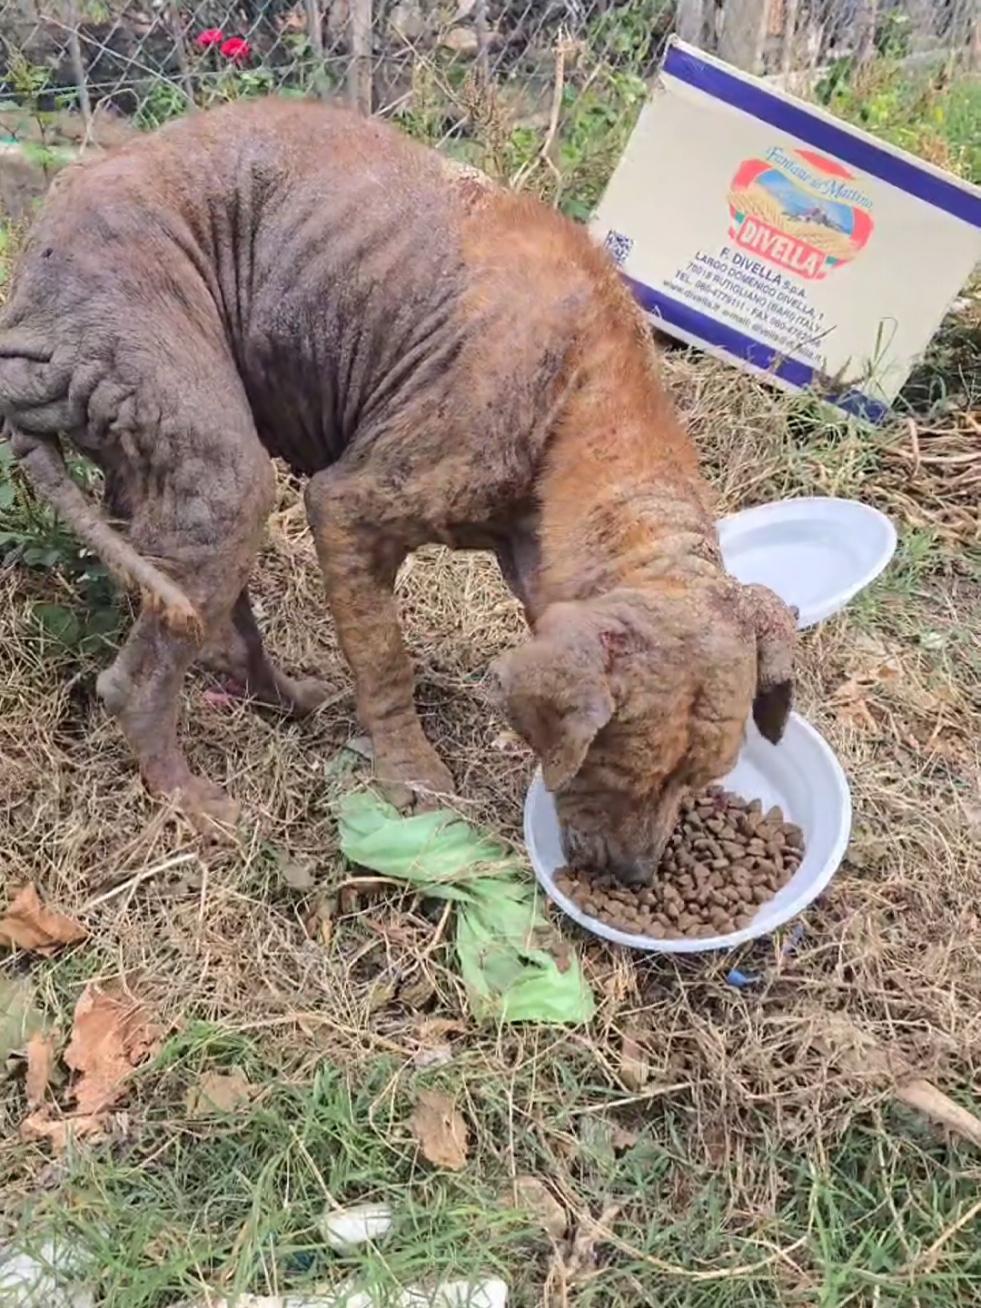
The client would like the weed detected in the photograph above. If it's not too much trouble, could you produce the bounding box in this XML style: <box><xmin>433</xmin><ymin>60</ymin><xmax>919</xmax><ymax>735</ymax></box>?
<box><xmin>134</xmin><ymin>81</ymin><xmax>190</xmax><ymax>131</ymax></box>
<box><xmin>816</xmin><ymin>59</ymin><xmax>981</xmax><ymax>184</ymax></box>
<box><xmin>556</xmin><ymin>68</ymin><xmax>648</xmax><ymax>220</ymax></box>
<box><xmin>0</xmin><ymin>442</ymin><xmax>122</xmax><ymax>656</ymax></box>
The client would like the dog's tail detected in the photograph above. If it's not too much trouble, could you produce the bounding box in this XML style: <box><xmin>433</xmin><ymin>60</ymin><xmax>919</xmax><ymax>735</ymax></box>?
<box><xmin>0</xmin><ymin>330</ymin><xmax>200</xmax><ymax>633</ymax></box>
<box><xmin>10</xmin><ymin>431</ymin><xmax>201</xmax><ymax>634</ymax></box>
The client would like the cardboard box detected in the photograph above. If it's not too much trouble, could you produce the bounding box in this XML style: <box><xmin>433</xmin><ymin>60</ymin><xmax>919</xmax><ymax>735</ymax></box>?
<box><xmin>592</xmin><ymin>39</ymin><xmax>981</xmax><ymax>420</ymax></box>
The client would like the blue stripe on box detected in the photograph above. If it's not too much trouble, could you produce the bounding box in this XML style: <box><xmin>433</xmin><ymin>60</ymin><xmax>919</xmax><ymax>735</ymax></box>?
<box><xmin>662</xmin><ymin>44</ymin><xmax>981</xmax><ymax>229</ymax></box>
<box><xmin>625</xmin><ymin>275</ymin><xmax>890</xmax><ymax>423</ymax></box>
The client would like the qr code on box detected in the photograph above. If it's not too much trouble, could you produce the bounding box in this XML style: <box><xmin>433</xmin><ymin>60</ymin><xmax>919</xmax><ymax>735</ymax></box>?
<box><xmin>603</xmin><ymin>230</ymin><xmax>633</xmax><ymax>266</ymax></box>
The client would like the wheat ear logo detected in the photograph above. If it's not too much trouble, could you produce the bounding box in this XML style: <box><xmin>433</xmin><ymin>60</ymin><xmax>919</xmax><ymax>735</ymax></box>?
<box><xmin>727</xmin><ymin>148</ymin><xmax>875</xmax><ymax>281</ymax></box>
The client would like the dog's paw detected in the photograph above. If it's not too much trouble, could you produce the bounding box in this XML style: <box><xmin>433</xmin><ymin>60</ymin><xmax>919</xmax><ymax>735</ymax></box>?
<box><xmin>176</xmin><ymin>776</ymin><xmax>241</xmax><ymax>842</ymax></box>
<box><xmin>278</xmin><ymin>675</ymin><xmax>333</xmax><ymax>719</ymax></box>
<box><xmin>373</xmin><ymin>750</ymin><xmax>454</xmax><ymax>813</ymax></box>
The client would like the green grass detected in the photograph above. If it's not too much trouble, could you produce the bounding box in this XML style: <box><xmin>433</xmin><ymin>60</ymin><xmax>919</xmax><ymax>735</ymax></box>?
<box><xmin>10</xmin><ymin>1030</ymin><xmax>981</xmax><ymax>1306</ymax></box>
<box><xmin>816</xmin><ymin>62</ymin><xmax>981</xmax><ymax>185</ymax></box>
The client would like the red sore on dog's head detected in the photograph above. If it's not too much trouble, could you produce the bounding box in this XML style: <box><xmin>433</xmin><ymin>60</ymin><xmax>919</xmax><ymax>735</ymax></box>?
<box><xmin>490</xmin><ymin>581</ymin><xmax>796</xmax><ymax>885</ymax></box>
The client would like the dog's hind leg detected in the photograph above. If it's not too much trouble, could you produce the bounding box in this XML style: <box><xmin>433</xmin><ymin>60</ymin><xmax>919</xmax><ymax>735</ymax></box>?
<box><xmin>98</xmin><ymin>472</ymin><xmax>323</xmax><ymax>718</ymax></box>
<box><xmin>199</xmin><ymin>588</ymin><xmax>331</xmax><ymax>718</ymax></box>
<box><xmin>95</xmin><ymin>379</ymin><xmax>276</xmax><ymax>835</ymax></box>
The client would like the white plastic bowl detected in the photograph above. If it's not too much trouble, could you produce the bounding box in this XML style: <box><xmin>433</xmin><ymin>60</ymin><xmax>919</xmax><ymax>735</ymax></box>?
<box><xmin>717</xmin><ymin>497</ymin><xmax>896</xmax><ymax>630</ymax></box>
<box><xmin>525</xmin><ymin>712</ymin><xmax>851</xmax><ymax>954</ymax></box>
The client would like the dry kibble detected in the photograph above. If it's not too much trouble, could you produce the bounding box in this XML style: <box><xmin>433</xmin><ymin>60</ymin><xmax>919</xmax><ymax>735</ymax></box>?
<box><xmin>556</xmin><ymin>788</ymin><xmax>806</xmax><ymax>941</ymax></box>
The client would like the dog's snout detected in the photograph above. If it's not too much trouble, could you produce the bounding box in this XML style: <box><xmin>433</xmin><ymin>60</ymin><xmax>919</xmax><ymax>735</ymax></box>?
<box><xmin>561</xmin><ymin>822</ymin><xmax>664</xmax><ymax>887</ymax></box>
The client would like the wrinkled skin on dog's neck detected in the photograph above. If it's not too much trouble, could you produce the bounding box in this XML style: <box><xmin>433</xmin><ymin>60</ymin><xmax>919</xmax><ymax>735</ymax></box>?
<box><xmin>493</xmin><ymin>296</ymin><xmax>797</xmax><ymax>885</ymax></box>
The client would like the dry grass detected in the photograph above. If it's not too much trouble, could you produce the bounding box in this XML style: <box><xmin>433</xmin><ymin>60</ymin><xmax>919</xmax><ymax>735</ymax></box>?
<box><xmin>1</xmin><ymin>293</ymin><xmax>980</xmax><ymax>1301</ymax></box>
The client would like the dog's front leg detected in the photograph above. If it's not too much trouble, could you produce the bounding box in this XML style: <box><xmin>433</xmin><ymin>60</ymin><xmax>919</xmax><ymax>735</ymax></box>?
<box><xmin>305</xmin><ymin>466</ymin><xmax>454</xmax><ymax>809</ymax></box>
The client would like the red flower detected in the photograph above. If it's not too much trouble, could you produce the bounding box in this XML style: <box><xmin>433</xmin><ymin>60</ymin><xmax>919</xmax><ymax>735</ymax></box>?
<box><xmin>194</xmin><ymin>28</ymin><xmax>224</xmax><ymax>48</ymax></box>
<box><xmin>220</xmin><ymin>36</ymin><xmax>251</xmax><ymax>63</ymax></box>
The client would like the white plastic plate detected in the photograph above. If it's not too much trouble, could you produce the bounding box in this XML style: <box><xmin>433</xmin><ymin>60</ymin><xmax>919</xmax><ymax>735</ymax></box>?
<box><xmin>525</xmin><ymin>712</ymin><xmax>851</xmax><ymax>954</ymax></box>
<box><xmin>717</xmin><ymin>497</ymin><xmax>896</xmax><ymax>629</ymax></box>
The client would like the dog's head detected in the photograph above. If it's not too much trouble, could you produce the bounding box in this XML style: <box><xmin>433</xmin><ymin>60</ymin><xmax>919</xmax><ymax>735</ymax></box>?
<box><xmin>490</xmin><ymin>581</ymin><xmax>797</xmax><ymax>884</ymax></box>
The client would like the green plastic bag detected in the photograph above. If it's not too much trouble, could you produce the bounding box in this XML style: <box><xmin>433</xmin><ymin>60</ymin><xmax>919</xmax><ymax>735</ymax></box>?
<box><xmin>338</xmin><ymin>793</ymin><xmax>594</xmax><ymax>1025</ymax></box>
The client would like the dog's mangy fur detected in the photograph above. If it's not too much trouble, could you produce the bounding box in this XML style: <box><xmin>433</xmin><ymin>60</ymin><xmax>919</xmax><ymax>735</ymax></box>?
<box><xmin>0</xmin><ymin>99</ymin><xmax>796</xmax><ymax>880</ymax></box>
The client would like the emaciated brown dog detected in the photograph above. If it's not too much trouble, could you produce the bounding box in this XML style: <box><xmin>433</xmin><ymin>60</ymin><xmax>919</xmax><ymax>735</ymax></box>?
<box><xmin>0</xmin><ymin>100</ymin><xmax>796</xmax><ymax>883</ymax></box>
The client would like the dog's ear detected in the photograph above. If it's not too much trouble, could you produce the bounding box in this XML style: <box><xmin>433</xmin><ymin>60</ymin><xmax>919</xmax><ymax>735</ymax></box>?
<box><xmin>742</xmin><ymin>583</ymin><xmax>797</xmax><ymax>744</ymax></box>
<box><xmin>489</xmin><ymin>606</ymin><xmax>614</xmax><ymax>791</ymax></box>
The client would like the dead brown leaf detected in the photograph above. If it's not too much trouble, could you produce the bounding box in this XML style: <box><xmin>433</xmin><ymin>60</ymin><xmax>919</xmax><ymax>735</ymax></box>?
<box><xmin>833</xmin><ymin>686</ymin><xmax>878</xmax><ymax>731</ymax></box>
<box><xmin>610</xmin><ymin>1124</ymin><xmax>640</xmax><ymax>1152</ymax></box>
<box><xmin>410</xmin><ymin>1088</ymin><xmax>468</xmax><ymax>1170</ymax></box>
<box><xmin>962</xmin><ymin>799</ymin><xmax>981</xmax><ymax>843</ymax></box>
<box><xmin>832</xmin><ymin>656</ymin><xmax>909</xmax><ymax>732</ymax></box>
<box><xmin>619</xmin><ymin>1032</ymin><xmax>649</xmax><ymax>1092</ymax></box>
<box><xmin>66</xmin><ymin>982</ymin><xmax>162</xmax><ymax>1118</ymax></box>
<box><xmin>24</xmin><ymin>1032</ymin><xmax>55</xmax><ymax>1108</ymax></box>
<box><xmin>399</xmin><ymin>974</ymin><xmax>436</xmax><ymax>1009</ymax></box>
<box><xmin>0</xmin><ymin>884</ymin><xmax>87</xmax><ymax>955</ymax></box>
<box><xmin>304</xmin><ymin>893</ymin><xmax>334</xmax><ymax>947</ymax></box>
<box><xmin>815</xmin><ymin>1009</ymin><xmax>981</xmax><ymax>1149</ymax></box>
<box><xmin>555</xmin><ymin>1201</ymin><xmax>622</xmax><ymax>1287</ymax></box>
<box><xmin>185</xmin><ymin>1068</ymin><xmax>253</xmax><ymax>1118</ymax></box>
<box><xmin>506</xmin><ymin>1174</ymin><xmax>567</xmax><ymax>1238</ymax></box>
<box><xmin>20</xmin><ymin>1109</ymin><xmax>106</xmax><ymax>1150</ymax></box>
<box><xmin>413</xmin><ymin>1043</ymin><xmax>453</xmax><ymax>1070</ymax></box>
<box><xmin>869</xmin><ymin>655</ymin><xmax>902</xmax><ymax>684</ymax></box>
<box><xmin>414</xmin><ymin>1018</ymin><xmax>467</xmax><ymax>1041</ymax></box>
<box><xmin>278</xmin><ymin>856</ymin><xmax>316</xmax><ymax>891</ymax></box>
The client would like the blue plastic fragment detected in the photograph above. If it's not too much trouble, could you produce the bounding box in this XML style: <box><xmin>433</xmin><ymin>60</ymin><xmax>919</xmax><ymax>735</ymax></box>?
<box><xmin>726</xmin><ymin>923</ymin><xmax>807</xmax><ymax>989</ymax></box>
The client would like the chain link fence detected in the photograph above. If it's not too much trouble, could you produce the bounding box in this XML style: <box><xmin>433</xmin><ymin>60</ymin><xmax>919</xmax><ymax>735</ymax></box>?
<box><xmin>0</xmin><ymin>0</ymin><xmax>977</xmax><ymax>216</ymax></box>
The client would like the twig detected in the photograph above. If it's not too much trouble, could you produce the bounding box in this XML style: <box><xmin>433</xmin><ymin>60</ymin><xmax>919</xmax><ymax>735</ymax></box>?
<box><xmin>235</xmin><ymin>1010</ymin><xmax>408</xmax><ymax>1054</ymax></box>
<box><xmin>906</xmin><ymin>417</ymin><xmax>921</xmax><ymax>479</ymax></box>
<box><xmin>474</xmin><ymin>0</ymin><xmax>489</xmax><ymax>81</ymax></box>
<box><xmin>82</xmin><ymin>852</ymin><xmax>198</xmax><ymax>910</ymax></box>
<box><xmin>558</xmin><ymin>1201</ymin><xmax>621</xmax><ymax>1285</ymax></box>
<box><xmin>596</xmin><ymin>1219</ymin><xmax>809</xmax><ymax>1282</ymax></box>
<box><xmin>896</xmin><ymin>1077</ymin><xmax>981</xmax><ymax>1149</ymax></box>
<box><xmin>569</xmin><ymin>1082</ymin><xmax>694</xmax><ymax>1113</ymax></box>
<box><xmin>511</xmin><ymin>35</ymin><xmax>568</xmax><ymax>191</ymax></box>
<box><xmin>905</xmin><ymin>1195</ymin><xmax>981</xmax><ymax>1274</ymax></box>
<box><xmin>168</xmin><ymin>3</ymin><xmax>198</xmax><ymax>113</ymax></box>
<box><xmin>417</xmin><ymin>898</ymin><xmax>453</xmax><ymax>961</ymax></box>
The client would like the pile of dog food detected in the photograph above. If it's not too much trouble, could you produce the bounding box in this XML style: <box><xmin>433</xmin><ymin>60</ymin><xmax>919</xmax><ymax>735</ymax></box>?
<box><xmin>554</xmin><ymin>786</ymin><xmax>804</xmax><ymax>939</ymax></box>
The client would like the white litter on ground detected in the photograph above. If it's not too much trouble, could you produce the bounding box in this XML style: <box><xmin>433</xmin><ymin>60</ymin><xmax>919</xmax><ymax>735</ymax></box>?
<box><xmin>0</xmin><ymin>1241</ymin><xmax>95</xmax><ymax>1308</ymax></box>
<box><xmin>186</xmin><ymin>1280</ymin><xmax>508</xmax><ymax>1308</ymax></box>
<box><xmin>319</xmin><ymin>1203</ymin><xmax>394</xmax><ymax>1252</ymax></box>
